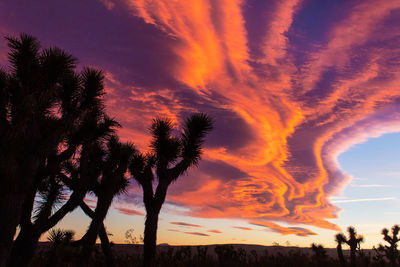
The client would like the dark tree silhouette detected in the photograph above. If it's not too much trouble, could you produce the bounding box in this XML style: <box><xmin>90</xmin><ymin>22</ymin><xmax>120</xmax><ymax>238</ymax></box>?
<box><xmin>311</xmin><ymin>243</ymin><xmax>328</xmax><ymax>267</ymax></box>
<box><xmin>79</xmin><ymin>201</ymin><xmax>115</xmax><ymax>267</ymax></box>
<box><xmin>347</xmin><ymin>227</ymin><xmax>364</xmax><ymax>267</ymax></box>
<box><xmin>129</xmin><ymin>114</ymin><xmax>213</xmax><ymax>267</ymax></box>
<box><xmin>2</xmin><ymin>37</ymin><xmax>118</xmax><ymax>267</ymax></box>
<box><xmin>336</xmin><ymin>226</ymin><xmax>364</xmax><ymax>267</ymax></box>
<box><xmin>7</xmin><ymin>118</ymin><xmax>117</xmax><ymax>267</ymax></box>
<box><xmin>335</xmin><ymin>233</ymin><xmax>347</xmax><ymax>267</ymax></box>
<box><xmin>77</xmin><ymin>136</ymin><xmax>135</xmax><ymax>267</ymax></box>
<box><xmin>46</xmin><ymin>228</ymin><xmax>75</xmax><ymax>267</ymax></box>
<box><xmin>0</xmin><ymin>34</ymin><xmax>72</xmax><ymax>265</ymax></box>
<box><xmin>375</xmin><ymin>225</ymin><xmax>400</xmax><ymax>267</ymax></box>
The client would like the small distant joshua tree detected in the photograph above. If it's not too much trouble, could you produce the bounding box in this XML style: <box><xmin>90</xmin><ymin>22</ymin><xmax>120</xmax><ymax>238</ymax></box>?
<box><xmin>129</xmin><ymin>114</ymin><xmax>213</xmax><ymax>267</ymax></box>
<box><xmin>311</xmin><ymin>243</ymin><xmax>327</xmax><ymax>267</ymax></box>
<box><xmin>335</xmin><ymin>233</ymin><xmax>347</xmax><ymax>267</ymax></box>
<box><xmin>335</xmin><ymin>226</ymin><xmax>364</xmax><ymax>267</ymax></box>
<box><xmin>47</xmin><ymin>228</ymin><xmax>75</xmax><ymax>267</ymax></box>
<box><xmin>125</xmin><ymin>228</ymin><xmax>143</xmax><ymax>244</ymax></box>
<box><xmin>47</xmin><ymin>229</ymin><xmax>71</xmax><ymax>246</ymax></box>
<box><xmin>375</xmin><ymin>225</ymin><xmax>400</xmax><ymax>267</ymax></box>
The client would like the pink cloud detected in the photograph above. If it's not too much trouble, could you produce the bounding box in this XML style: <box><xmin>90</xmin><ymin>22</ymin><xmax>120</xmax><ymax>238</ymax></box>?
<box><xmin>115</xmin><ymin>207</ymin><xmax>145</xmax><ymax>216</ymax></box>
<box><xmin>170</xmin><ymin>222</ymin><xmax>203</xmax><ymax>228</ymax></box>
<box><xmin>208</xmin><ymin>229</ymin><xmax>222</xmax><ymax>234</ymax></box>
<box><xmin>87</xmin><ymin>204</ymin><xmax>96</xmax><ymax>209</ymax></box>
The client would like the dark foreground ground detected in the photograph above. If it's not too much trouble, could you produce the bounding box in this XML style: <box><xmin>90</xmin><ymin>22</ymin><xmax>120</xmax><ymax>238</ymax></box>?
<box><xmin>31</xmin><ymin>242</ymin><xmax>385</xmax><ymax>267</ymax></box>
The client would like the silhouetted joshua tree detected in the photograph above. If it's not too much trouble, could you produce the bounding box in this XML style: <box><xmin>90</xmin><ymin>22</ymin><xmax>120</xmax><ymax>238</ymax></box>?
<box><xmin>335</xmin><ymin>233</ymin><xmax>347</xmax><ymax>267</ymax></box>
<box><xmin>336</xmin><ymin>226</ymin><xmax>364</xmax><ymax>267</ymax></box>
<box><xmin>129</xmin><ymin>114</ymin><xmax>213</xmax><ymax>267</ymax></box>
<box><xmin>79</xmin><ymin>201</ymin><xmax>115</xmax><ymax>267</ymax></box>
<box><xmin>311</xmin><ymin>243</ymin><xmax>328</xmax><ymax>267</ymax></box>
<box><xmin>375</xmin><ymin>225</ymin><xmax>400</xmax><ymax>267</ymax></box>
<box><xmin>77</xmin><ymin>136</ymin><xmax>135</xmax><ymax>267</ymax></box>
<box><xmin>0</xmin><ymin>34</ymin><xmax>115</xmax><ymax>266</ymax></box>
<box><xmin>8</xmin><ymin>109</ymin><xmax>118</xmax><ymax>267</ymax></box>
<box><xmin>348</xmin><ymin>227</ymin><xmax>364</xmax><ymax>267</ymax></box>
<box><xmin>47</xmin><ymin>228</ymin><xmax>75</xmax><ymax>267</ymax></box>
<box><xmin>8</xmin><ymin>123</ymin><xmax>115</xmax><ymax>266</ymax></box>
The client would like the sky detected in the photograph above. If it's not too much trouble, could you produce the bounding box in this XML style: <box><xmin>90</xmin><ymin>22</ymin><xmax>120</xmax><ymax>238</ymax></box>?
<box><xmin>1</xmin><ymin>0</ymin><xmax>400</xmax><ymax>248</ymax></box>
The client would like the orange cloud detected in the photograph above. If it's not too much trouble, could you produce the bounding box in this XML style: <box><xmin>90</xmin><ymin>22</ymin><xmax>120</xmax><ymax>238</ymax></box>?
<box><xmin>115</xmin><ymin>207</ymin><xmax>145</xmax><ymax>216</ymax></box>
<box><xmin>233</xmin><ymin>226</ymin><xmax>253</xmax><ymax>231</ymax></box>
<box><xmin>84</xmin><ymin>198</ymin><xmax>97</xmax><ymax>204</ymax></box>
<box><xmin>208</xmin><ymin>229</ymin><xmax>222</xmax><ymax>234</ymax></box>
<box><xmin>261</xmin><ymin>0</ymin><xmax>302</xmax><ymax>65</ymax></box>
<box><xmin>91</xmin><ymin>0</ymin><xmax>400</xmax><ymax>235</ymax></box>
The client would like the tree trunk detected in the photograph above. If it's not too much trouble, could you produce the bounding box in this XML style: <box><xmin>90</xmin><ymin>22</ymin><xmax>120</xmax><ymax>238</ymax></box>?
<box><xmin>350</xmin><ymin>247</ymin><xmax>356</xmax><ymax>267</ymax></box>
<box><xmin>337</xmin><ymin>244</ymin><xmax>346</xmax><ymax>267</ymax></box>
<box><xmin>8</xmin><ymin>177</ymin><xmax>57</xmax><ymax>267</ymax></box>
<box><xmin>78</xmin><ymin>194</ymin><xmax>113</xmax><ymax>267</ymax></box>
<box><xmin>390</xmin><ymin>248</ymin><xmax>396</xmax><ymax>267</ymax></box>
<box><xmin>142</xmin><ymin>179</ymin><xmax>168</xmax><ymax>267</ymax></box>
<box><xmin>7</xmin><ymin>225</ymin><xmax>40</xmax><ymax>267</ymax></box>
<box><xmin>99</xmin><ymin>225</ymin><xmax>115</xmax><ymax>267</ymax></box>
<box><xmin>0</xmin><ymin>192</ymin><xmax>25</xmax><ymax>267</ymax></box>
<box><xmin>6</xmin><ymin>189</ymin><xmax>85</xmax><ymax>267</ymax></box>
<box><xmin>143</xmin><ymin>210</ymin><xmax>159</xmax><ymax>267</ymax></box>
<box><xmin>0</xmin><ymin>140</ymin><xmax>44</xmax><ymax>266</ymax></box>
<box><xmin>80</xmin><ymin>202</ymin><xmax>115</xmax><ymax>267</ymax></box>
<box><xmin>42</xmin><ymin>189</ymin><xmax>86</xmax><ymax>232</ymax></box>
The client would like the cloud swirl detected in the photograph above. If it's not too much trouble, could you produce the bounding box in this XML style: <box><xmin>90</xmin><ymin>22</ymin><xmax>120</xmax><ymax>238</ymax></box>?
<box><xmin>115</xmin><ymin>0</ymin><xmax>400</xmax><ymax>233</ymax></box>
<box><xmin>1</xmin><ymin>0</ymin><xmax>400</xmax><ymax>235</ymax></box>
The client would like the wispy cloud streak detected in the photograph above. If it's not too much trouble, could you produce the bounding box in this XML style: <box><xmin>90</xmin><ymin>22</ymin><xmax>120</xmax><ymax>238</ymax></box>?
<box><xmin>331</xmin><ymin>197</ymin><xmax>396</xmax><ymax>204</ymax></box>
<box><xmin>233</xmin><ymin>226</ymin><xmax>253</xmax><ymax>231</ymax></box>
<box><xmin>115</xmin><ymin>207</ymin><xmax>145</xmax><ymax>216</ymax></box>
<box><xmin>184</xmin><ymin>232</ymin><xmax>210</xmax><ymax>237</ymax></box>
<box><xmin>170</xmin><ymin>222</ymin><xmax>203</xmax><ymax>228</ymax></box>
<box><xmin>1</xmin><ymin>0</ymin><xmax>400</xmax><ymax>235</ymax></box>
<box><xmin>208</xmin><ymin>229</ymin><xmax>222</xmax><ymax>234</ymax></box>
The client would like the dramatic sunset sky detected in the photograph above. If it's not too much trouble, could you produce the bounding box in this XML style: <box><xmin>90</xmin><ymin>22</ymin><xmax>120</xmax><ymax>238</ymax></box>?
<box><xmin>2</xmin><ymin>0</ymin><xmax>400</xmax><ymax>248</ymax></box>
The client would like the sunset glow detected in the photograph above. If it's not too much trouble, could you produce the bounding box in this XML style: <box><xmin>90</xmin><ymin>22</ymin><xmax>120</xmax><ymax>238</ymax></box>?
<box><xmin>2</xmin><ymin>0</ymin><xmax>400</xmax><ymax>248</ymax></box>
